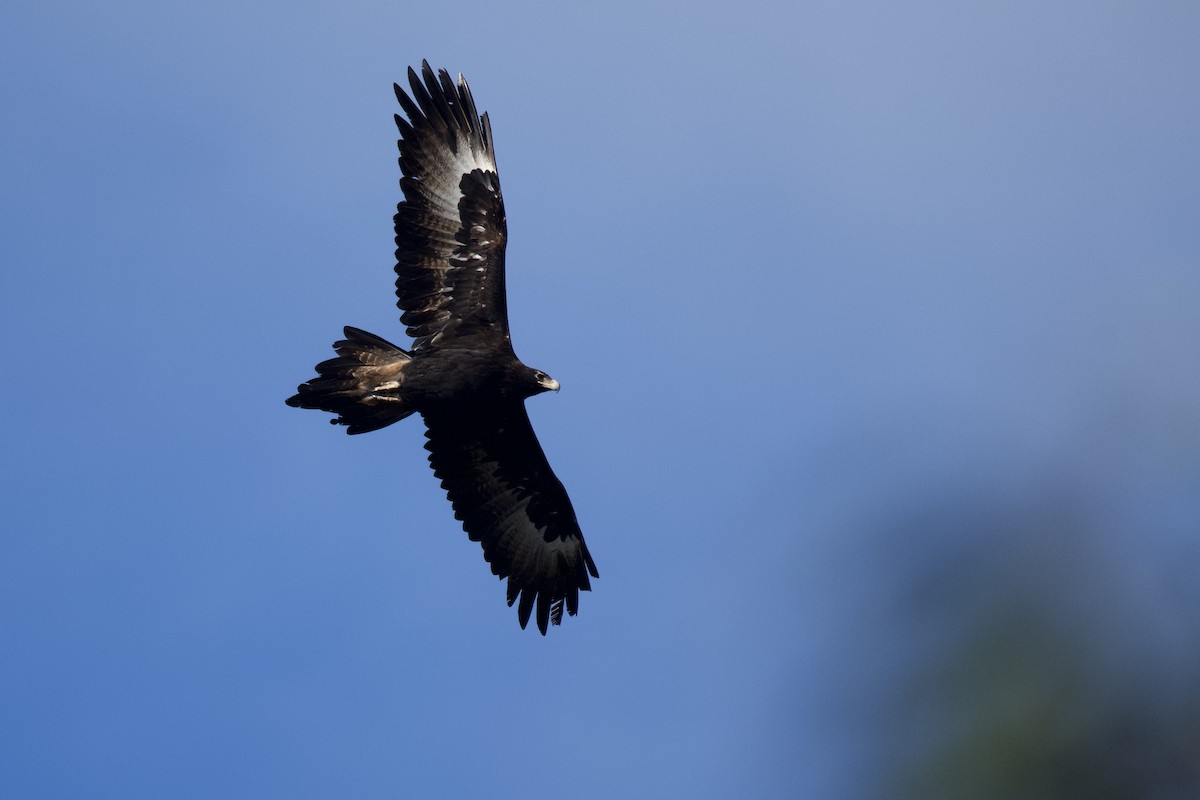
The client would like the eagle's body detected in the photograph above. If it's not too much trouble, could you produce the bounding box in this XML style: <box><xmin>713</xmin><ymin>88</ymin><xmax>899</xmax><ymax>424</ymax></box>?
<box><xmin>286</xmin><ymin>63</ymin><xmax>597</xmax><ymax>634</ymax></box>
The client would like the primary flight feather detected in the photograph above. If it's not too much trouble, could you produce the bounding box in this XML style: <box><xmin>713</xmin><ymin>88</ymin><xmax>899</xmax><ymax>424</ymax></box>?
<box><xmin>286</xmin><ymin>62</ymin><xmax>598</xmax><ymax>634</ymax></box>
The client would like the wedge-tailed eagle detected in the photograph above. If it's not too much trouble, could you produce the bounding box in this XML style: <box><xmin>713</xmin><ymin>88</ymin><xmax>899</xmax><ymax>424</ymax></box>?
<box><xmin>286</xmin><ymin>62</ymin><xmax>597</xmax><ymax>634</ymax></box>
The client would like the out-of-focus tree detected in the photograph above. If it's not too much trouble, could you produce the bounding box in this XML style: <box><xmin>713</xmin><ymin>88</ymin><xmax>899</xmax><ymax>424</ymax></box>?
<box><xmin>885</xmin><ymin>493</ymin><xmax>1200</xmax><ymax>799</ymax></box>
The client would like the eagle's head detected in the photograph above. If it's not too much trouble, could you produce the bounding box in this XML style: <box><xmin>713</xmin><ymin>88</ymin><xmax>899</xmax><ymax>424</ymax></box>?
<box><xmin>525</xmin><ymin>366</ymin><xmax>560</xmax><ymax>396</ymax></box>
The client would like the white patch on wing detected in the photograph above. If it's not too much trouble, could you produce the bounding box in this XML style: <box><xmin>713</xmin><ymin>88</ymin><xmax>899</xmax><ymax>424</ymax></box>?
<box><xmin>422</xmin><ymin>142</ymin><xmax>496</xmax><ymax>229</ymax></box>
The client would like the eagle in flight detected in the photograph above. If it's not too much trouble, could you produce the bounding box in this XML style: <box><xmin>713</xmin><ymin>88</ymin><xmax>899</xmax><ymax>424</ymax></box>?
<box><xmin>287</xmin><ymin>62</ymin><xmax>598</xmax><ymax>634</ymax></box>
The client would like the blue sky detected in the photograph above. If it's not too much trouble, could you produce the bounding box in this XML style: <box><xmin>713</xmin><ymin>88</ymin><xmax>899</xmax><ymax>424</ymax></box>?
<box><xmin>3</xmin><ymin>2</ymin><xmax>1199</xmax><ymax>797</ymax></box>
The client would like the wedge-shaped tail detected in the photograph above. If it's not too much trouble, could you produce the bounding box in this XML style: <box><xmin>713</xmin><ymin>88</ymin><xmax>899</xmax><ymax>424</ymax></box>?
<box><xmin>286</xmin><ymin>326</ymin><xmax>414</xmax><ymax>434</ymax></box>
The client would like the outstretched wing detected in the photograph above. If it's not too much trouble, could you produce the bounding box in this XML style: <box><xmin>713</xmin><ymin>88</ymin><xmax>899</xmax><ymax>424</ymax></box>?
<box><xmin>393</xmin><ymin>61</ymin><xmax>510</xmax><ymax>353</ymax></box>
<box><xmin>422</xmin><ymin>404</ymin><xmax>599</xmax><ymax>634</ymax></box>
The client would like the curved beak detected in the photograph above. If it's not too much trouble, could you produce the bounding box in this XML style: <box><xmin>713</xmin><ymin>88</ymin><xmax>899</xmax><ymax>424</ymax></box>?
<box><xmin>539</xmin><ymin>375</ymin><xmax>560</xmax><ymax>393</ymax></box>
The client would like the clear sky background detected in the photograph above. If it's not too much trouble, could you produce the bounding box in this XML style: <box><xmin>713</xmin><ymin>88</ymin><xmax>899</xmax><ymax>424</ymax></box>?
<box><xmin>3</xmin><ymin>2</ymin><xmax>1199</xmax><ymax>797</ymax></box>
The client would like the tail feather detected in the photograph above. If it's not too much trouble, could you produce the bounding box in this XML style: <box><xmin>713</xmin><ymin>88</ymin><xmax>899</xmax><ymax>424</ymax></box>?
<box><xmin>286</xmin><ymin>326</ymin><xmax>415</xmax><ymax>434</ymax></box>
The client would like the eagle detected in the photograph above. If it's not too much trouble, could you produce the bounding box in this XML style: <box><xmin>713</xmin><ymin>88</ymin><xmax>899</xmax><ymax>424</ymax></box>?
<box><xmin>286</xmin><ymin>62</ymin><xmax>598</xmax><ymax>634</ymax></box>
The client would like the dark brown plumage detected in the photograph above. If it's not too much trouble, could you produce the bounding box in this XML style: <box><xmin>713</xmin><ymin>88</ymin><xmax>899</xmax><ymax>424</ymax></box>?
<box><xmin>286</xmin><ymin>62</ymin><xmax>597</xmax><ymax>634</ymax></box>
